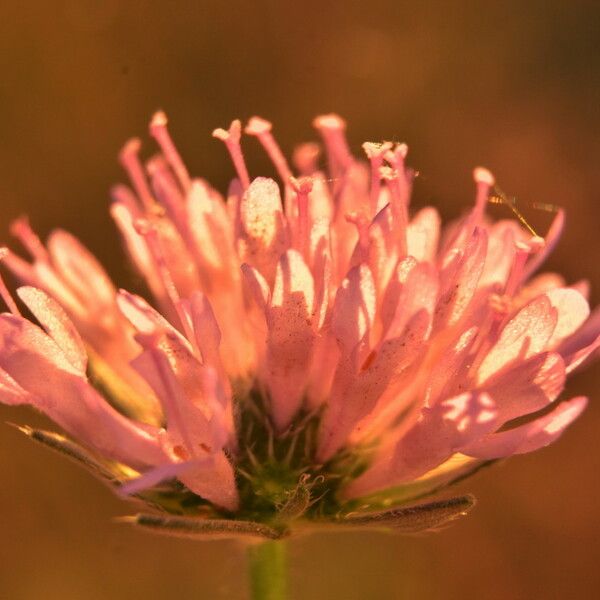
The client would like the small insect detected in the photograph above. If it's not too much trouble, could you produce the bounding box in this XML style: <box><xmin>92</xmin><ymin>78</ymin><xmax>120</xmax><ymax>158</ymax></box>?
<box><xmin>488</xmin><ymin>185</ymin><xmax>560</xmax><ymax>237</ymax></box>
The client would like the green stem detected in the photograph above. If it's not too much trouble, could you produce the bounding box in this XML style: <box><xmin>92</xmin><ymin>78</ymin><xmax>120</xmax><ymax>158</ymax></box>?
<box><xmin>247</xmin><ymin>540</ymin><xmax>288</xmax><ymax>600</ymax></box>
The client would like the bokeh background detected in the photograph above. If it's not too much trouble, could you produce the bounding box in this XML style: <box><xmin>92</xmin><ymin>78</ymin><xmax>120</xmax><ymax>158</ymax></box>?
<box><xmin>1</xmin><ymin>1</ymin><xmax>599</xmax><ymax>598</ymax></box>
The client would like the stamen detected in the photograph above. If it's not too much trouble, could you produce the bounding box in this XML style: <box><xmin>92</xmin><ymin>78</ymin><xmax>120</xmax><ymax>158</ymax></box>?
<box><xmin>110</xmin><ymin>184</ymin><xmax>141</xmax><ymax>213</ymax></box>
<box><xmin>119</xmin><ymin>138</ymin><xmax>155</xmax><ymax>211</ymax></box>
<box><xmin>488</xmin><ymin>293</ymin><xmax>511</xmax><ymax>316</ymax></box>
<box><xmin>522</xmin><ymin>209</ymin><xmax>564</xmax><ymax>280</ymax></box>
<box><xmin>345</xmin><ymin>211</ymin><xmax>371</xmax><ymax>256</ymax></box>
<box><xmin>384</xmin><ymin>143</ymin><xmax>411</xmax><ymax>206</ymax></box>
<box><xmin>0</xmin><ymin>249</ymin><xmax>22</xmax><ymax>316</ymax></box>
<box><xmin>380</xmin><ymin>166</ymin><xmax>408</xmax><ymax>256</ymax></box>
<box><xmin>9</xmin><ymin>217</ymin><xmax>49</xmax><ymax>262</ymax></box>
<box><xmin>138</xmin><ymin>333</ymin><xmax>197</xmax><ymax>458</ymax></box>
<box><xmin>246</xmin><ymin>117</ymin><xmax>293</xmax><ymax>185</ymax></box>
<box><xmin>472</xmin><ymin>167</ymin><xmax>495</xmax><ymax>223</ymax></box>
<box><xmin>292</xmin><ymin>142</ymin><xmax>321</xmax><ymax>176</ymax></box>
<box><xmin>313</xmin><ymin>114</ymin><xmax>353</xmax><ymax>177</ymax></box>
<box><xmin>504</xmin><ymin>237</ymin><xmax>544</xmax><ymax>298</ymax></box>
<box><xmin>472</xmin><ymin>235</ymin><xmax>546</xmax><ymax>370</ymax></box>
<box><xmin>311</xmin><ymin>245</ymin><xmax>330</xmax><ymax>330</ymax></box>
<box><xmin>133</xmin><ymin>220</ymin><xmax>198</xmax><ymax>350</ymax></box>
<box><xmin>290</xmin><ymin>176</ymin><xmax>313</xmax><ymax>257</ymax></box>
<box><xmin>385</xmin><ymin>142</ymin><xmax>408</xmax><ymax>162</ymax></box>
<box><xmin>146</xmin><ymin>155</ymin><xmax>185</xmax><ymax>223</ymax></box>
<box><xmin>363</xmin><ymin>142</ymin><xmax>393</xmax><ymax>215</ymax></box>
<box><xmin>212</xmin><ymin>120</ymin><xmax>251</xmax><ymax>190</ymax></box>
<box><xmin>240</xmin><ymin>264</ymin><xmax>270</xmax><ymax>312</ymax></box>
<box><xmin>0</xmin><ymin>248</ymin><xmax>36</xmax><ymax>284</ymax></box>
<box><xmin>149</xmin><ymin>111</ymin><xmax>191</xmax><ymax>193</ymax></box>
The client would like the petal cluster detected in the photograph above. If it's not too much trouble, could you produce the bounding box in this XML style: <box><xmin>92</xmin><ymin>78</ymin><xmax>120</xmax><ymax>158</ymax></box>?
<box><xmin>1</xmin><ymin>113</ymin><xmax>597</xmax><ymax>532</ymax></box>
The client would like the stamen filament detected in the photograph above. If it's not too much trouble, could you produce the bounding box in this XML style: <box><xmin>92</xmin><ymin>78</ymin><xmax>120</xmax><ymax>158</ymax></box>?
<box><xmin>363</xmin><ymin>142</ymin><xmax>392</xmax><ymax>215</ymax></box>
<box><xmin>290</xmin><ymin>176</ymin><xmax>313</xmax><ymax>259</ymax></box>
<box><xmin>0</xmin><ymin>249</ymin><xmax>22</xmax><ymax>316</ymax></box>
<box><xmin>380</xmin><ymin>166</ymin><xmax>408</xmax><ymax>256</ymax></box>
<box><xmin>246</xmin><ymin>117</ymin><xmax>293</xmax><ymax>186</ymax></box>
<box><xmin>213</xmin><ymin>120</ymin><xmax>251</xmax><ymax>190</ymax></box>
<box><xmin>10</xmin><ymin>218</ymin><xmax>49</xmax><ymax>262</ymax></box>
<box><xmin>134</xmin><ymin>220</ymin><xmax>199</xmax><ymax>353</ymax></box>
<box><xmin>149</xmin><ymin>111</ymin><xmax>192</xmax><ymax>192</ymax></box>
<box><xmin>119</xmin><ymin>138</ymin><xmax>156</xmax><ymax>211</ymax></box>
<box><xmin>313</xmin><ymin>114</ymin><xmax>353</xmax><ymax>177</ymax></box>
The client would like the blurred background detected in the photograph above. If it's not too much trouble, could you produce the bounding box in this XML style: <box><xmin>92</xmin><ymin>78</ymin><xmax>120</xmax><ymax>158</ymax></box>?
<box><xmin>0</xmin><ymin>1</ymin><xmax>599</xmax><ymax>598</ymax></box>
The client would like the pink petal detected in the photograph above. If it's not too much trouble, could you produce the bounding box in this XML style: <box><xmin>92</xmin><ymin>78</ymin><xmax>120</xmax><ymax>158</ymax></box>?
<box><xmin>0</xmin><ymin>365</ymin><xmax>32</xmax><ymax>405</ymax></box>
<box><xmin>16</xmin><ymin>286</ymin><xmax>87</xmax><ymax>374</ymax></box>
<box><xmin>132</xmin><ymin>331</ymin><xmax>224</xmax><ymax>427</ymax></box>
<box><xmin>330</xmin><ymin>264</ymin><xmax>376</xmax><ymax>356</ymax></box>
<box><xmin>307</xmin><ymin>215</ymin><xmax>331</xmax><ymax>273</ymax></box>
<box><xmin>133</xmin><ymin>343</ymin><xmax>237</xmax><ymax>509</ymax></box>
<box><xmin>561</xmin><ymin>332</ymin><xmax>600</xmax><ymax>374</ymax></box>
<box><xmin>514</xmin><ymin>272</ymin><xmax>566</xmax><ymax>308</ymax></box>
<box><xmin>424</xmin><ymin>326</ymin><xmax>479</xmax><ymax>406</ymax></box>
<box><xmin>522</xmin><ymin>209</ymin><xmax>565</xmax><ymax>279</ymax></box>
<box><xmin>380</xmin><ymin>256</ymin><xmax>417</xmax><ymax>334</ymax></box>
<box><xmin>0</xmin><ymin>315</ymin><xmax>163</xmax><ymax>467</ymax></box>
<box><xmin>558</xmin><ymin>305</ymin><xmax>600</xmax><ymax>362</ymax></box>
<box><xmin>117</xmin><ymin>289</ymin><xmax>178</xmax><ymax>336</ymax></box>
<box><xmin>545</xmin><ymin>288</ymin><xmax>590</xmax><ymax>348</ymax></box>
<box><xmin>186</xmin><ymin>181</ymin><xmax>238</xmax><ymax>285</ymax></box>
<box><xmin>189</xmin><ymin>292</ymin><xmax>222</xmax><ymax>369</ymax></box>
<box><xmin>110</xmin><ymin>201</ymin><xmax>166</xmax><ymax>306</ymax></box>
<box><xmin>435</xmin><ymin>227</ymin><xmax>488</xmax><ymax>329</ymax></box>
<box><xmin>480</xmin><ymin>352</ymin><xmax>565</xmax><ymax>423</ymax></box>
<box><xmin>239</xmin><ymin>177</ymin><xmax>288</xmax><ymax>284</ymax></box>
<box><xmin>463</xmin><ymin>396</ymin><xmax>587</xmax><ymax>459</ymax></box>
<box><xmin>177</xmin><ymin>451</ymin><xmax>239</xmax><ymax>511</ymax></box>
<box><xmin>347</xmin><ymin>392</ymin><xmax>498</xmax><ymax>496</ymax></box>
<box><xmin>0</xmin><ymin>248</ymin><xmax>38</xmax><ymax>286</ymax></box>
<box><xmin>365</xmin><ymin>205</ymin><xmax>398</xmax><ymax>298</ymax></box>
<box><xmin>266</xmin><ymin>250</ymin><xmax>316</xmax><ymax>430</ymax></box>
<box><xmin>387</xmin><ymin>262</ymin><xmax>438</xmax><ymax>339</ymax></box>
<box><xmin>318</xmin><ymin>310</ymin><xmax>430</xmax><ymax>461</ymax></box>
<box><xmin>226</xmin><ymin>178</ymin><xmax>243</xmax><ymax>235</ymax></box>
<box><xmin>306</xmin><ymin>332</ymin><xmax>339</xmax><ymax>408</ymax></box>
<box><xmin>478</xmin><ymin>221</ymin><xmax>518</xmax><ymax>288</ymax></box>
<box><xmin>406</xmin><ymin>207</ymin><xmax>441</xmax><ymax>263</ymax></box>
<box><xmin>330</xmin><ymin>264</ymin><xmax>437</xmax><ymax>446</ymax></box>
<box><xmin>241</xmin><ymin>263</ymin><xmax>271</xmax><ymax>311</ymax></box>
<box><xmin>307</xmin><ymin>174</ymin><xmax>335</xmax><ymax>224</ymax></box>
<box><xmin>150</xmin><ymin>218</ymin><xmax>202</xmax><ymax>300</ymax></box>
<box><xmin>47</xmin><ymin>230</ymin><xmax>117</xmax><ymax>307</ymax></box>
<box><xmin>328</xmin><ymin>164</ymin><xmax>371</xmax><ymax>280</ymax></box>
<box><xmin>477</xmin><ymin>294</ymin><xmax>558</xmax><ymax>384</ymax></box>
<box><xmin>571</xmin><ymin>279</ymin><xmax>590</xmax><ymax>299</ymax></box>
<box><xmin>310</xmin><ymin>239</ymin><xmax>331</xmax><ymax>330</ymax></box>
<box><xmin>28</xmin><ymin>260</ymin><xmax>87</xmax><ymax>317</ymax></box>
<box><xmin>118</xmin><ymin>459</ymin><xmax>207</xmax><ymax>496</ymax></box>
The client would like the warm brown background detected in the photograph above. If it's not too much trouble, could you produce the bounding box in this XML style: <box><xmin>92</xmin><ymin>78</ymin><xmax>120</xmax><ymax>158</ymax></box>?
<box><xmin>0</xmin><ymin>1</ymin><xmax>599</xmax><ymax>598</ymax></box>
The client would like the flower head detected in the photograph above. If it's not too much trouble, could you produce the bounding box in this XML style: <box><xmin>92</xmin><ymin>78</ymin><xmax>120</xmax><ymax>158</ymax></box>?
<box><xmin>1</xmin><ymin>113</ymin><xmax>597</xmax><ymax>539</ymax></box>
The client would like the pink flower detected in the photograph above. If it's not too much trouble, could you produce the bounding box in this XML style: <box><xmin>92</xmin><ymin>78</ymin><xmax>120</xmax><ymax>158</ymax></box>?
<box><xmin>1</xmin><ymin>113</ymin><xmax>597</xmax><ymax>537</ymax></box>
